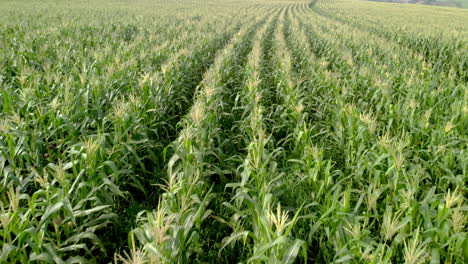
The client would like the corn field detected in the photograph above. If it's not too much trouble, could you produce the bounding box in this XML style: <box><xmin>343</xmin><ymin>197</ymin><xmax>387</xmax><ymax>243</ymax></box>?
<box><xmin>0</xmin><ymin>0</ymin><xmax>466</xmax><ymax>263</ymax></box>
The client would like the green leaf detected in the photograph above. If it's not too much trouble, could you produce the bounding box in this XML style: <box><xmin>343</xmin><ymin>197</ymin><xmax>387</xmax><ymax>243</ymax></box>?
<box><xmin>30</xmin><ymin>252</ymin><xmax>54</xmax><ymax>262</ymax></box>
<box><xmin>249</xmin><ymin>236</ymin><xmax>288</xmax><ymax>261</ymax></box>
<box><xmin>74</xmin><ymin>205</ymin><xmax>110</xmax><ymax>218</ymax></box>
<box><xmin>219</xmin><ymin>231</ymin><xmax>250</xmax><ymax>257</ymax></box>
<box><xmin>38</xmin><ymin>201</ymin><xmax>64</xmax><ymax>228</ymax></box>
<box><xmin>0</xmin><ymin>243</ymin><xmax>16</xmax><ymax>262</ymax></box>
<box><xmin>282</xmin><ymin>239</ymin><xmax>304</xmax><ymax>264</ymax></box>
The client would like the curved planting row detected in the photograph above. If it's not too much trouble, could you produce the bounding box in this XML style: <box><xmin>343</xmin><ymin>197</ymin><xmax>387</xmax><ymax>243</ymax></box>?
<box><xmin>128</xmin><ymin>4</ymin><xmax>287</xmax><ymax>263</ymax></box>
<box><xmin>220</xmin><ymin>6</ymin><xmax>308</xmax><ymax>264</ymax></box>
<box><xmin>311</xmin><ymin>4</ymin><xmax>467</xmax><ymax>79</ymax></box>
<box><xmin>0</xmin><ymin>3</ymin><xmax>267</xmax><ymax>262</ymax></box>
<box><xmin>282</xmin><ymin>3</ymin><xmax>466</xmax><ymax>263</ymax></box>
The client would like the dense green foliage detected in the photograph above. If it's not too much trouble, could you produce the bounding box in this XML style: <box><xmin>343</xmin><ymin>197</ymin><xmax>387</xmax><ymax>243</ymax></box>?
<box><xmin>0</xmin><ymin>0</ymin><xmax>466</xmax><ymax>263</ymax></box>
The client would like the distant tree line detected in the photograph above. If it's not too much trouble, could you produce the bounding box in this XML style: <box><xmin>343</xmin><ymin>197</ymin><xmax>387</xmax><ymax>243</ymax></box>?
<box><xmin>369</xmin><ymin>0</ymin><xmax>462</xmax><ymax>8</ymax></box>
